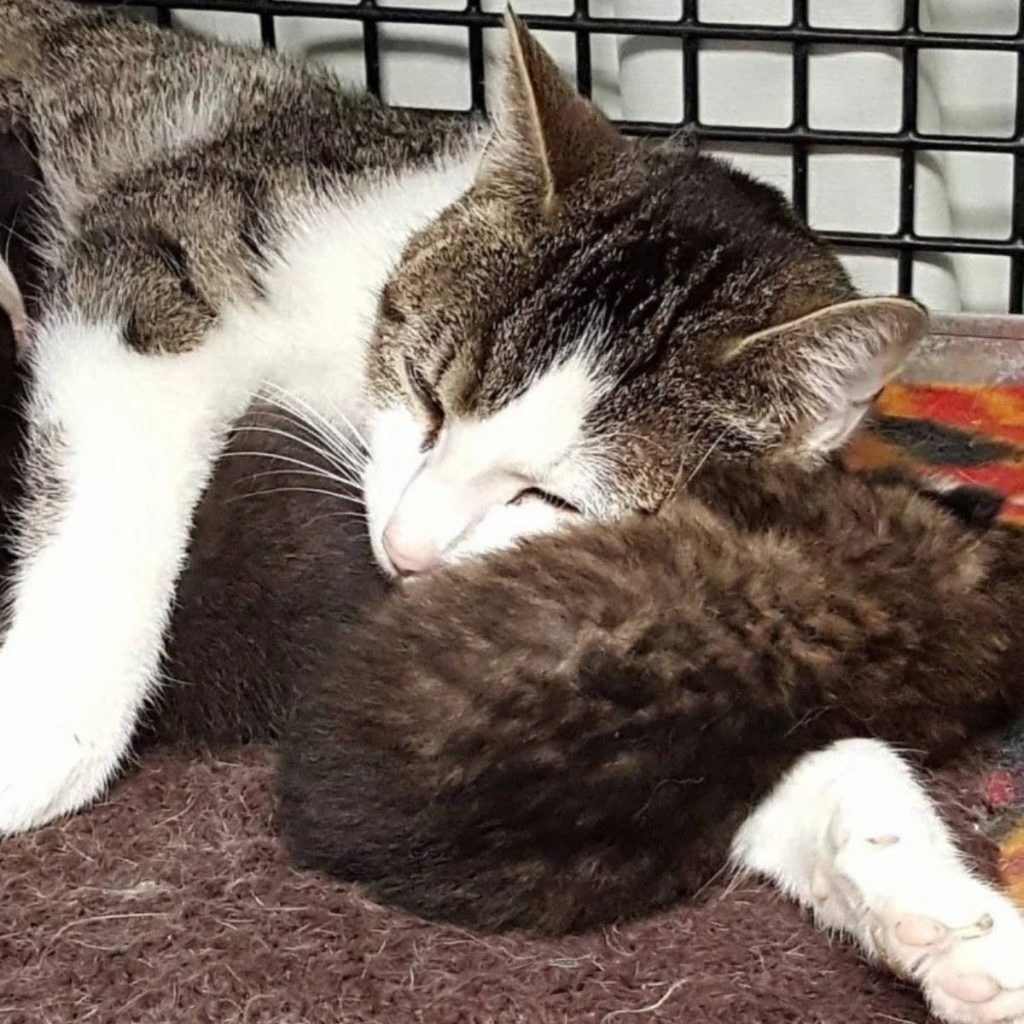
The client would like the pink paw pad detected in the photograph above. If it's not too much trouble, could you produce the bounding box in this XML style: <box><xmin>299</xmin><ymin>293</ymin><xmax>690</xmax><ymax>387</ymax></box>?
<box><xmin>938</xmin><ymin>972</ymin><xmax>1002</xmax><ymax>1005</ymax></box>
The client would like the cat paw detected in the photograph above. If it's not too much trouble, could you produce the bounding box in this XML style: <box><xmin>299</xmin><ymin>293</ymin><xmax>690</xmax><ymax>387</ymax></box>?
<box><xmin>0</xmin><ymin>702</ymin><xmax>119</xmax><ymax>835</ymax></box>
<box><xmin>814</xmin><ymin>828</ymin><xmax>1024</xmax><ymax>1023</ymax></box>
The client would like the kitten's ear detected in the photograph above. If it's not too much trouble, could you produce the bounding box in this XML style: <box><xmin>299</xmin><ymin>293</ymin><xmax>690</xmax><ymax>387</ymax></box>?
<box><xmin>478</xmin><ymin>9</ymin><xmax>628</xmax><ymax>215</ymax></box>
<box><xmin>722</xmin><ymin>297</ymin><xmax>927</xmax><ymax>456</ymax></box>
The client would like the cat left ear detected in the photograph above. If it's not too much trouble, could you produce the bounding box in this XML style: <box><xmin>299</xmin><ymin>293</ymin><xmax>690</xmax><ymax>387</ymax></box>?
<box><xmin>723</xmin><ymin>296</ymin><xmax>927</xmax><ymax>456</ymax></box>
<box><xmin>478</xmin><ymin>9</ymin><xmax>628</xmax><ymax>215</ymax></box>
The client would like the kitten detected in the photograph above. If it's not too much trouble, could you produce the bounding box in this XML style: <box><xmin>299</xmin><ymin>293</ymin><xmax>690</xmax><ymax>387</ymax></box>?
<box><xmin>279</xmin><ymin>460</ymin><xmax>1024</xmax><ymax>932</ymax></box>
<box><xmin>147</xmin><ymin>402</ymin><xmax>389</xmax><ymax>747</ymax></box>
<box><xmin>1</xmin><ymin>4</ymin><xmax>1021</xmax><ymax>1020</ymax></box>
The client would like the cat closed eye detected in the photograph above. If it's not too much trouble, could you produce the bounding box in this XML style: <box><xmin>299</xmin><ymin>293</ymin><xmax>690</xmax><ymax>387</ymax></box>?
<box><xmin>379</xmin><ymin>283</ymin><xmax>406</xmax><ymax>326</ymax></box>
<box><xmin>404</xmin><ymin>356</ymin><xmax>444</xmax><ymax>438</ymax></box>
<box><xmin>511</xmin><ymin>487</ymin><xmax>582</xmax><ymax>515</ymax></box>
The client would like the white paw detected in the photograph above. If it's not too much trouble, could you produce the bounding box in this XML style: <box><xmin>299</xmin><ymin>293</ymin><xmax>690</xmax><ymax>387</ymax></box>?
<box><xmin>0</xmin><ymin>667</ymin><xmax>126</xmax><ymax>835</ymax></box>
<box><xmin>0</xmin><ymin>721</ymin><xmax>118</xmax><ymax>835</ymax></box>
<box><xmin>814</xmin><ymin>824</ymin><xmax>1024</xmax><ymax>1023</ymax></box>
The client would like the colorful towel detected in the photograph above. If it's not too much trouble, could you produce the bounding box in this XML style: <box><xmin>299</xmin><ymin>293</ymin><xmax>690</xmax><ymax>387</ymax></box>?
<box><xmin>846</xmin><ymin>327</ymin><xmax>1024</xmax><ymax>905</ymax></box>
<box><xmin>850</xmin><ymin>381</ymin><xmax>1024</xmax><ymax>525</ymax></box>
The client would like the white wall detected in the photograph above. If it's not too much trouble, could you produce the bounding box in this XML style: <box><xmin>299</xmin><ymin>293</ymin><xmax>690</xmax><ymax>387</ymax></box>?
<box><xmin>171</xmin><ymin>0</ymin><xmax>1021</xmax><ymax>313</ymax></box>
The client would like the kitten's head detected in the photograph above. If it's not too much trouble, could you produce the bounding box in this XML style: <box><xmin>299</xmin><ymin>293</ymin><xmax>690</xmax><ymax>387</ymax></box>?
<box><xmin>363</xmin><ymin>13</ymin><xmax>926</xmax><ymax>576</ymax></box>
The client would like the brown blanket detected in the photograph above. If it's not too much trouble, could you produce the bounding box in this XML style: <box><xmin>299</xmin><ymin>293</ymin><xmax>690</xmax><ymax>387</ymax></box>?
<box><xmin>0</xmin><ymin>746</ymin><xmax>997</xmax><ymax>1023</ymax></box>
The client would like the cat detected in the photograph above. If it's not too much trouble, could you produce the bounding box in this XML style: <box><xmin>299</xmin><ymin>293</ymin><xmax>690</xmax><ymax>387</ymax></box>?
<box><xmin>0</xmin><ymin>121</ymin><xmax>1006</xmax><ymax>748</ymax></box>
<box><xmin>0</xmin><ymin>3</ymin><xmax>1022</xmax><ymax>1020</ymax></box>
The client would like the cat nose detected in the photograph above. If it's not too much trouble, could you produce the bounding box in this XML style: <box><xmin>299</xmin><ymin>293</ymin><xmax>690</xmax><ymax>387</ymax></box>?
<box><xmin>382</xmin><ymin>523</ymin><xmax>439</xmax><ymax>576</ymax></box>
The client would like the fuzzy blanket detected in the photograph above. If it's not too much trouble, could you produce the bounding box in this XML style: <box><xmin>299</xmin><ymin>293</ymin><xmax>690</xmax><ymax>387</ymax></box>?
<box><xmin>0</xmin><ymin>749</ymin><xmax>1003</xmax><ymax>1024</ymax></box>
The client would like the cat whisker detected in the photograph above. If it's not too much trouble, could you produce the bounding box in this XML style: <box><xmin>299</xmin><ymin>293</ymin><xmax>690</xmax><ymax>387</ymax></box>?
<box><xmin>301</xmin><ymin>509</ymin><xmax>370</xmax><ymax>530</ymax></box>
<box><xmin>258</xmin><ymin>383</ymin><xmax>369</xmax><ymax>470</ymax></box>
<box><xmin>245</xmin><ymin>405</ymin><xmax>339</xmax><ymax>449</ymax></box>
<box><xmin>224</xmin><ymin>484</ymin><xmax>366</xmax><ymax>506</ymax></box>
<box><xmin>682</xmin><ymin>427</ymin><xmax>729</xmax><ymax>489</ymax></box>
<box><xmin>664</xmin><ymin>413</ymin><xmax>726</xmax><ymax>496</ymax></box>
<box><xmin>264</xmin><ymin>380</ymin><xmax>371</xmax><ymax>455</ymax></box>
<box><xmin>253</xmin><ymin>396</ymin><xmax>368</xmax><ymax>482</ymax></box>
<box><xmin>220</xmin><ymin>448</ymin><xmax>362</xmax><ymax>490</ymax></box>
<box><xmin>233</xmin><ymin>467</ymin><xmax>364</xmax><ymax>494</ymax></box>
<box><xmin>249</xmin><ymin>400</ymin><xmax>361</xmax><ymax>457</ymax></box>
<box><xmin>2</xmin><ymin>220</ymin><xmax>35</xmax><ymax>260</ymax></box>
<box><xmin>229</xmin><ymin>423</ymin><xmax>365</xmax><ymax>484</ymax></box>
<box><xmin>322</xmin><ymin>399</ymin><xmax>370</xmax><ymax>455</ymax></box>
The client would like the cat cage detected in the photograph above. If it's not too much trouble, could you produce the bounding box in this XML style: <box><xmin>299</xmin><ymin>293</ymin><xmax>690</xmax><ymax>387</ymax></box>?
<box><xmin>113</xmin><ymin>0</ymin><xmax>1024</xmax><ymax>317</ymax></box>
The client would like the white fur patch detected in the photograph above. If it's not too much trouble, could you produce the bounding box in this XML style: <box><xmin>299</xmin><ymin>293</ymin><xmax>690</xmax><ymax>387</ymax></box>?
<box><xmin>0</xmin><ymin>314</ymin><xmax>254</xmax><ymax>834</ymax></box>
<box><xmin>255</xmin><ymin>149</ymin><xmax>480</xmax><ymax>422</ymax></box>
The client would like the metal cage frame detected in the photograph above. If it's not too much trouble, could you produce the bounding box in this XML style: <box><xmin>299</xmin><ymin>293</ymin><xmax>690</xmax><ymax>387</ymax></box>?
<box><xmin>100</xmin><ymin>0</ymin><xmax>1024</xmax><ymax>312</ymax></box>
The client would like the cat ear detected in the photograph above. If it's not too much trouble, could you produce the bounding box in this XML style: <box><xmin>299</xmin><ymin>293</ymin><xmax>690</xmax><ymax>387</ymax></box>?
<box><xmin>722</xmin><ymin>296</ymin><xmax>927</xmax><ymax>456</ymax></box>
<box><xmin>478</xmin><ymin>9</ymin><xmax>627</xmax><ymax>215</ymax></box>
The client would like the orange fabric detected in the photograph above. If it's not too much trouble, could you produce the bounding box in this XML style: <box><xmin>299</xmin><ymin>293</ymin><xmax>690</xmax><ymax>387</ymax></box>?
<box><xmin>846</xmin><ymin>382</ymin><xmax>1024</xmax><ymax>525</ymax></box>
<box><xmin>999</xmin><ymin>825</ymin><xmax>1024</xmax><ymax>908</ymax></box>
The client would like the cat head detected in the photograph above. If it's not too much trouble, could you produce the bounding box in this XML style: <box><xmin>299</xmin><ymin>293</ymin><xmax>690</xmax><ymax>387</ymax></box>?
<box><xmin>363</xmin><ymin>12</ymin><xmax>926</xmax><ymax>576</ymax></box>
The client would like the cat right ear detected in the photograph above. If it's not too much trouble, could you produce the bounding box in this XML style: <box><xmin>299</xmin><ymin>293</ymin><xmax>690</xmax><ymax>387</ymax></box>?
<box><xmin>719</xmin><ymin>296</ymin><xmax>927</xmax><ymax>458</ymax></box>
<box><xmin>477</xmin><ymin>9</ymin><xmax>628</xmax><ymax>216</ymax></box>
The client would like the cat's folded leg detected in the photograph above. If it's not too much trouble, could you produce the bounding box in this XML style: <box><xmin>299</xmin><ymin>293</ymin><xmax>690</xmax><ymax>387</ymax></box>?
<box><xmin>0</xmin><ymin>312</ymin><xmax>255</xmax><ymax>835</ymax></box>
<box><xmin>732</xmin><ymin>739</ymin><xmax>1024</xmax><ymax>1024</ymax></box>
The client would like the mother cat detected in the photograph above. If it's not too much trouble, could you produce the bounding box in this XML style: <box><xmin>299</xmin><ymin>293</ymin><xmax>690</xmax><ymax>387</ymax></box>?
<box><xmin>0</xmin><ymin>2</ymin><xmax>1022</xmax><ymax>1020</ymax></box>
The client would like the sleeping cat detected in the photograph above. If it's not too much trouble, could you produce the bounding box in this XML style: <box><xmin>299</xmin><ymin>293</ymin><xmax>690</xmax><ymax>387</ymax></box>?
<box><xmin>0</xmin><ymin>3</ymin><xmax>1022</xmax><ymax>1020</ymax></box>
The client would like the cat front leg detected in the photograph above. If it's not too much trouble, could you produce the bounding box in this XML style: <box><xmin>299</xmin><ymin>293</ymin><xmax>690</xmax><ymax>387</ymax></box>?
<box><xmin>0</xmin><ymin>311</ymin><xmax>256</xmax><ymax>834</ymax></box>
<box><xmin>732</xmin><ymin>739</ymin><xmax>1024</xmax><ymax>1024</ymax></box>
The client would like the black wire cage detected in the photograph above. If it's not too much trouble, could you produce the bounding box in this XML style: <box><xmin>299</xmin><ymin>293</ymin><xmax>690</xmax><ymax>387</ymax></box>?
<box><xmin>110</xmin><ymin>0</ymin><xmax>1024</xmax><ymax>313</ymax></box>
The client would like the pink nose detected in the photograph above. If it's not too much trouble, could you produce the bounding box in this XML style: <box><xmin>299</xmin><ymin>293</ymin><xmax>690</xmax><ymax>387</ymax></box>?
<box><xmin>382</xmin><ymin>523</ymin><xmax>440</xmax><ymax>577</ymax></box>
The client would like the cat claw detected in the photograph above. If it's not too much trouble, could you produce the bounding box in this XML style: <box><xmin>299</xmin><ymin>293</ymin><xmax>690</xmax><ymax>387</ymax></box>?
<box><xmin>812</xmin><ymin>825</ymin><xmax>1024</xmax><ymax>1023</ymax></box>
<box><xmin>895</xmin><ymin>911</ymin><xmax>995</xmax><ymax>947</ymax></box>
<box><xmin>895</xmin><ymin>914</ymin><xmax>949</xmax><ymax>947</ymax></box>
<box><xmin>0</xmin><ymin>253</ymin><xmax>29</xmax><ymax>358</ymax></box>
